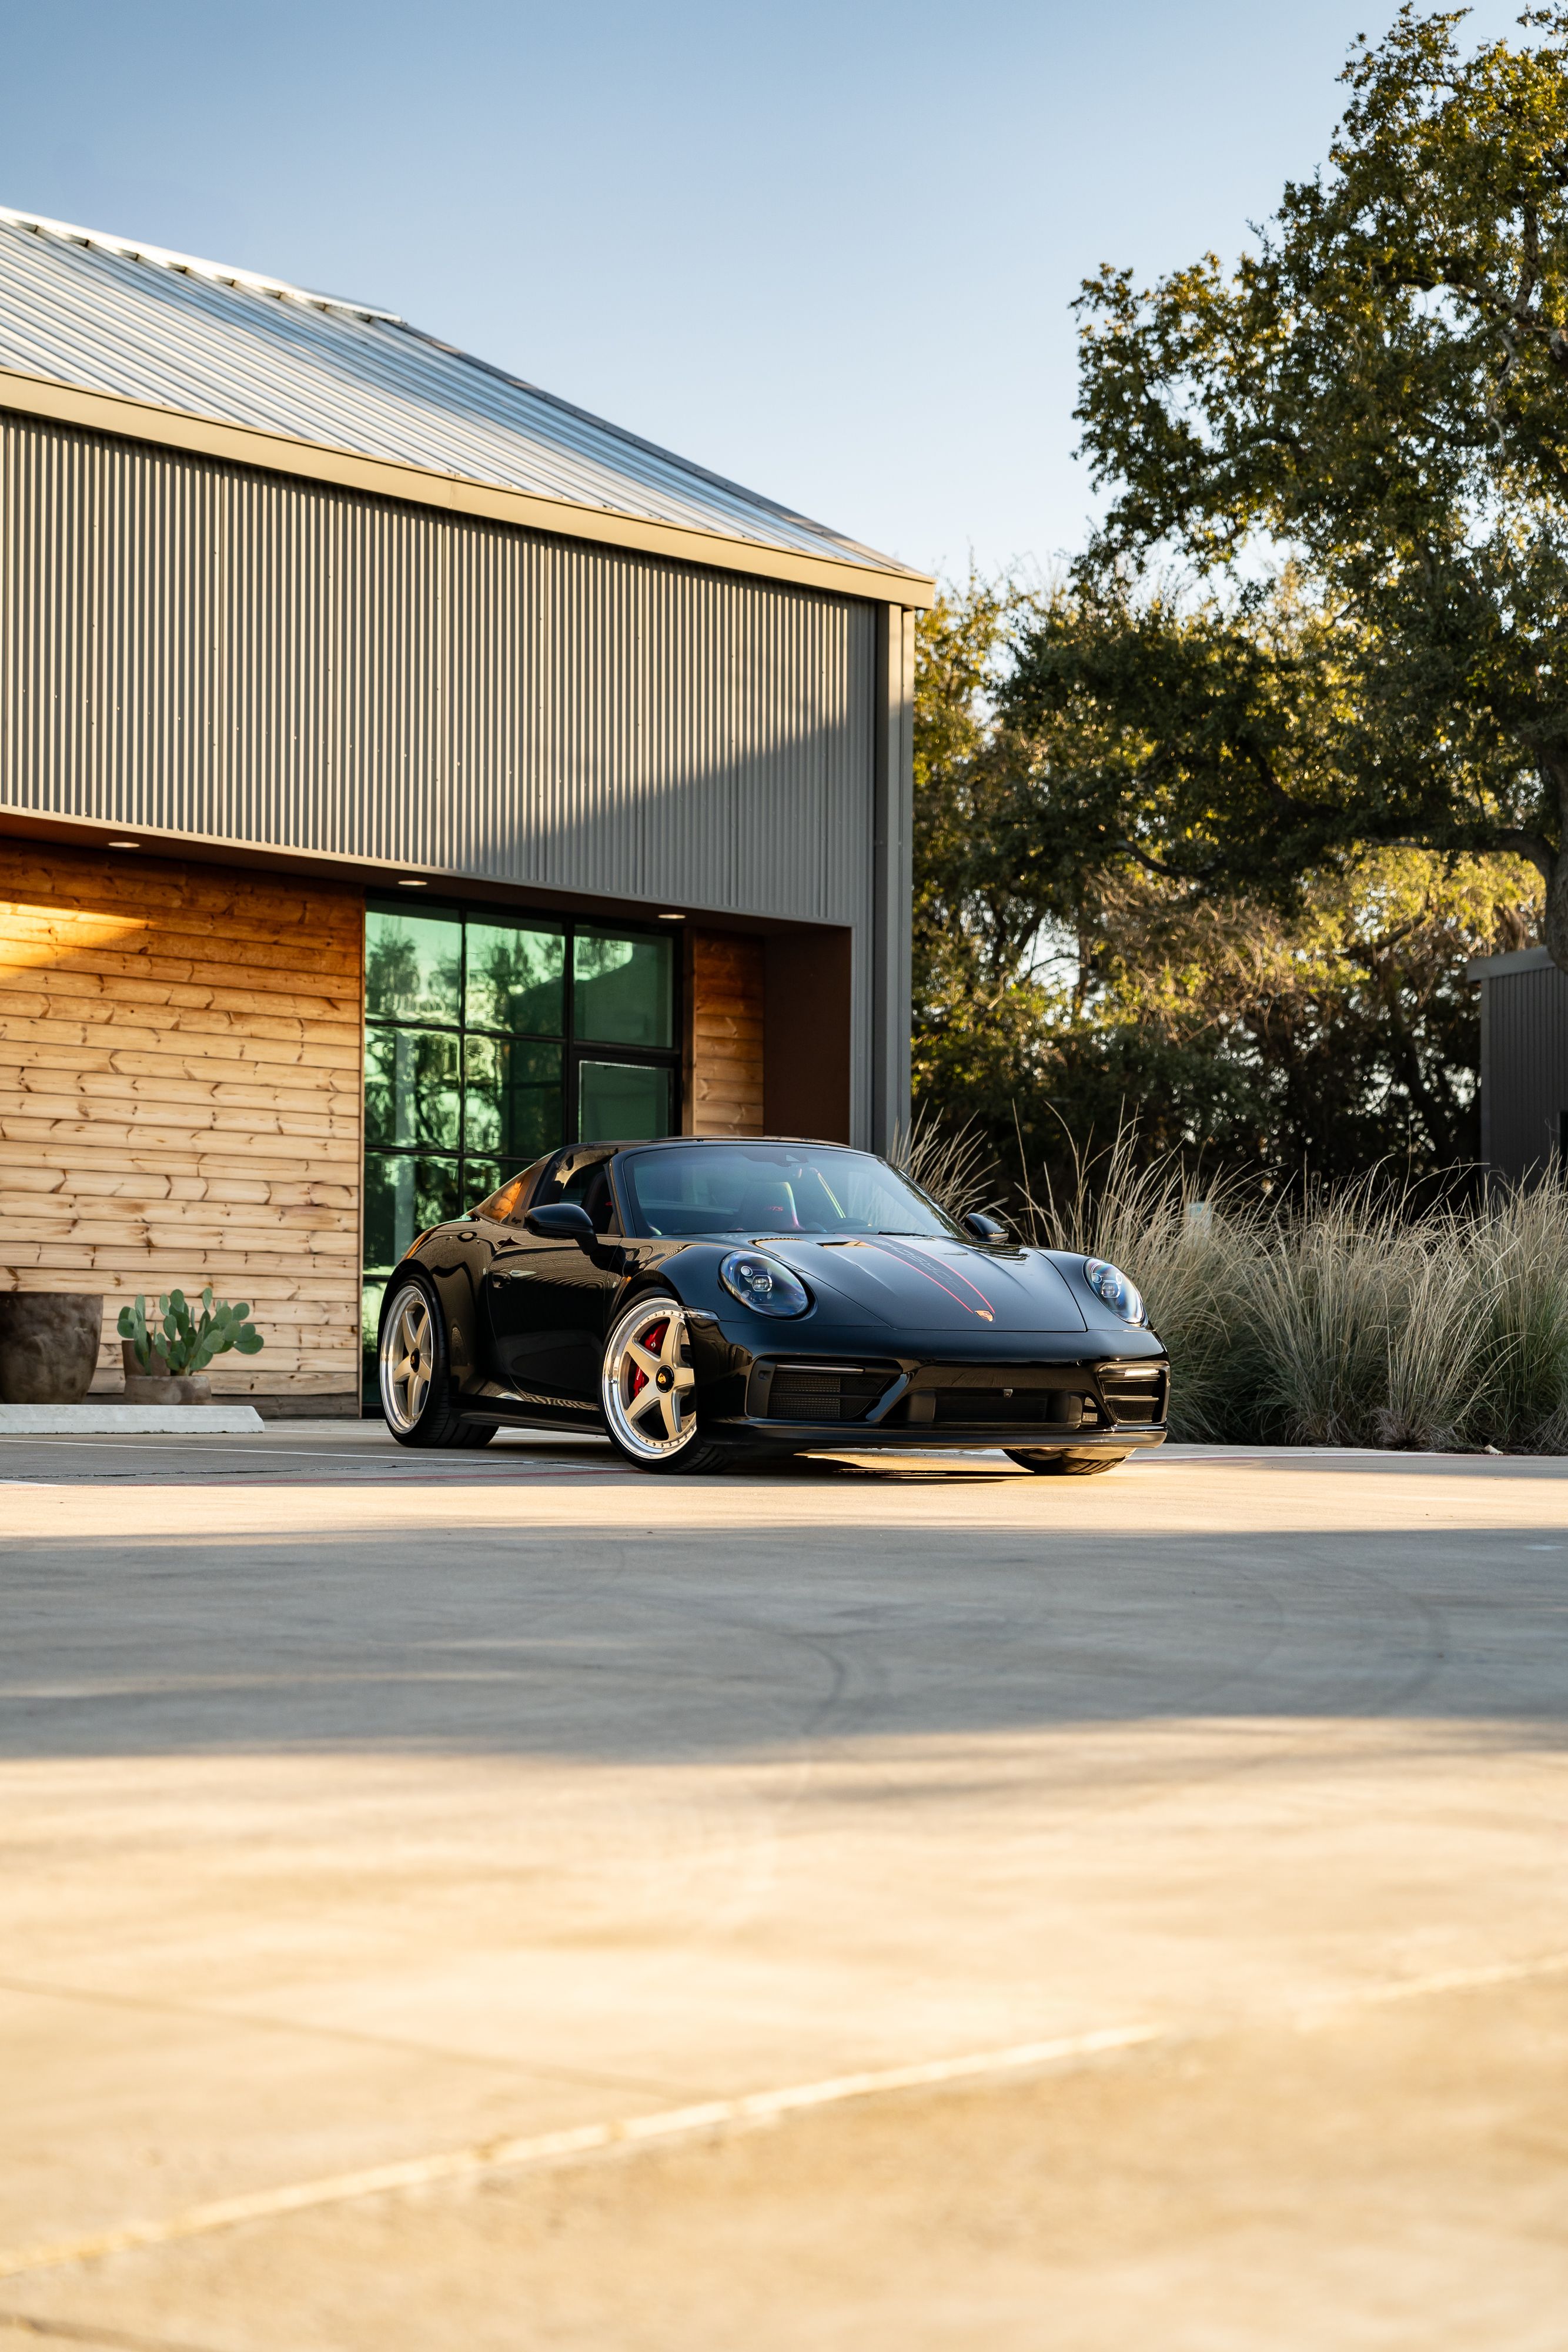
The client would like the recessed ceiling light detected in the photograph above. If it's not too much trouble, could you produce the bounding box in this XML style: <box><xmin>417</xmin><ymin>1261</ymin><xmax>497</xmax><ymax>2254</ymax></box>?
<box><xmin>396</xmin><ymin>877</ymin><xmax>427</xmax><ymax>888</ymax></box>
<box><xmin>107</xmin><ymin>838</ymin><xmax>141</xmax><ymax>850</ymax></box>
<box><xmin>657</xmin><ymin>911</ymin><xmax>684</xmax><ymax>921</ymax></box>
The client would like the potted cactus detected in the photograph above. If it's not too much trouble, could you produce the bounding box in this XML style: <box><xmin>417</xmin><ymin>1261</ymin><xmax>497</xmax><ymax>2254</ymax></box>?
<box><xmin>118</xmin><ymin>1289</ymin><xmax>264</xmax><ymax>1403</ymax></box>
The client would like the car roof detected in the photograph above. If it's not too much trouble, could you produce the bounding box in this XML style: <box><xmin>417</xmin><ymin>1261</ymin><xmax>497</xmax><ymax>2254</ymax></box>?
<box><xmin>609</xmin><ymin>1135</ymin><xmax>858</xmax><ymax>1154</ymax></box>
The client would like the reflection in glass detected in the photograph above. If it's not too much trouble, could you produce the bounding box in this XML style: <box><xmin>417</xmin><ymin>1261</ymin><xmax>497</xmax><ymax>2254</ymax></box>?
<box><xmin>463</xmin><ymin>1038</ymin><xmax>564</xmax><ymax>1160</ymax></box>
<box><xmin>573</xmin><ymin>929</ymin><xmax>673</xmax><ymax>1048</ymax></box>
<box><xmin>365</xmin><ymin>908</ymin><xmax>461</xmax><ymax>1024</ymax></box>
<box><xmin>579</xmin><ymin>1059</ymin><xmax>672</xmax><ymax>1143</ymax></box>
<box><xmin>364</xmin><ymin>1152</ymin><xmax>464</xmax><ymax>1271</ymax></box>
<box><xmin>361</xmin><ymin>1278</ymin><xmax>386</xmax><ymax>1408</ymax></box>
<box><xmin>465</xmin><ymin>921</ymin><xmax>566</xmax><ymax>1036</ymax></box>
<box><xmin>462</xmin><ymin>1159</ymin><xmax>532</xmax><ymax>1211</ymax></box>
<box><xmin>618</xmin><ymin>1141</ymin><xmax>957</xmax><ymax>1238</ymax></box>
<box><xmin>365</xmin><ymin>1028</ymin><xmax>461</xmax><ymax>1151</ymax></box>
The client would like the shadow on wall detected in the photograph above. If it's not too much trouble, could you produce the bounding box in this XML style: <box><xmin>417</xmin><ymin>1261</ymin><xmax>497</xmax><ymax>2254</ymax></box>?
<box><xmin>2</xmin><ymin>411</ymin><xmax>881</xmax><ymax>934</ymax></box>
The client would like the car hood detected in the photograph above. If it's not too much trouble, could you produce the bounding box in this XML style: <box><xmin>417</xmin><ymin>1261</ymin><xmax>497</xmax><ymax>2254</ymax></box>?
<box><xmin>760</xmin><ymin>1237</ymin><xmax>1087</xmax><ymax>1333</ymax></box>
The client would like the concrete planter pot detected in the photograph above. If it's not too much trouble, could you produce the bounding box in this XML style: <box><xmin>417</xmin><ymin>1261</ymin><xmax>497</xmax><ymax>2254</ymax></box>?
<box><xmin>0</xmin><ymin>1293</ymin><xmax>103</xmax><ymax>1404</ymax></box>
<box><xmin>121</xmin><ymin>1342</ymin><xmax>212</xmax><ymax>1406</ymax></box>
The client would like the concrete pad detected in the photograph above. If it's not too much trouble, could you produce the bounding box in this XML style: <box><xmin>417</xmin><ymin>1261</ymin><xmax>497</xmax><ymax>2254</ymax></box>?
<box><xmin>8</xmin><ymin>1975</ymin><xmax>1562</xmax><ymax>2352</ymax></box>
<box><xmin>1</xmin><ymin>1435</ymin><xmax>1566</xmax><ymax>2343</ymax></box>
<box><xmin>0</xmin><ymin>1403</ymin><xmax>264</xmax><ymax>1434</ymax></box>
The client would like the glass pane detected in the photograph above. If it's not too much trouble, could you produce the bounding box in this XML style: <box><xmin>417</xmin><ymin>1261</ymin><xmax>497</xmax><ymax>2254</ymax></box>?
<box><xmin>463</xmin><ymin>1160</ymin><xmax>523</xmax><ymax>1211</ymax></box>
<box><xmin>618</xmin><ymin>1141</ymin><xmax>957</xmax><ymax>1239</ymax></box>
<box><xmin>363</xmin><ymin>1152</ymin><xmax>463</xmax><ymax>1272</ymax></box>
<box><xmin>366</xmin><ymin>907</ymin><xmax>462</xmax><ymax>1024</ymax></box>
<box><xmin>365</xmin><ymin>1027</ymin><xmax>461</xmax><ymax>1150</ymax></box>
<box><xmin>578</xmin><ymin>1059</ymin><xmax>672</xmax><ymax>1144</ymax></box>
<box><xmin>471</xmin><ymin>1154</ymin><xmax>553</xmax><ymax>1225</ymax></box>
<box><xmin>573</xmin><ymin>928</ymin><xmax>674</xmax><ymax>1048</ymax></box>
<box><xmin>464</xmin><ymin>919</ymin><xmax>566</xmax><ymax>1036</ymax></box>
<box><xmin>362</xmin><ymin>1278</ymin><xmax>386</xmax><ymax>1411</ymax></box>
<box><xmin>463</xmin><ymin>1038</ymin><xmax>564</xmax><ymax>1160</ymax></box>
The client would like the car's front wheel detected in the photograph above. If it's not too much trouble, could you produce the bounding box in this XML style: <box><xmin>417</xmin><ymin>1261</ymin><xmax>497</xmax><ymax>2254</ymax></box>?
<box><xmin>601</xmin><ymin>1295</ymin><xmax>728</xmax><ymax>1473</ymax></box>
<box><xmin>1005</xmin><ymin>1447</ymin><xmax>1131</xmax><ymax>1477</ymax></box>
<box><xmin>378</xmin><ymin>1277</ymin><xmax>495</xmax><ymax>1448</ymax></box>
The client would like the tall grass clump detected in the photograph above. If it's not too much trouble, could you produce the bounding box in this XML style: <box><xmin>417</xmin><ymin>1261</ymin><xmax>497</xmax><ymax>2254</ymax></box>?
<box><xmin>891</xmin><ymin>1107</ymin><xmax>1002</xmax><ymax>1224</ymax></box>
<box><xmin>1023</xmin><ymin>1125</ymin><xmax>1268</xmax><ymax>1440</ymax></box>
<box><xmin>1021</xmin><ymin>1123</ymin><xmax>1568</xmax><ymax>1453</ymax></box>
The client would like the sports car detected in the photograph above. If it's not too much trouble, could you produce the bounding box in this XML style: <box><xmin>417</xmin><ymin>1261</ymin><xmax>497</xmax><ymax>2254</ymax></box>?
<box><xmin>375</xmin><ymin>1135</ymin><xmax>1169</xmax><ymax>1474</ymax></box>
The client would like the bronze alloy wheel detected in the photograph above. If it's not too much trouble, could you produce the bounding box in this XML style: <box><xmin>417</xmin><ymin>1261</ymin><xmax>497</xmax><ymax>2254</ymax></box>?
<box><xmin>381</xmin><ymin>1281</ymin><xmax>436</xmax><ymax>1435</ymax></box>
<box><xmin>377</xmin><ymin>1279</ymin><xmax>496</xmax><ymax>1448</ymax></box>
<box><xmin>601</xmin><ymin>1295</ymin><xmax>727</xmax><ymax>1473</ymax></box>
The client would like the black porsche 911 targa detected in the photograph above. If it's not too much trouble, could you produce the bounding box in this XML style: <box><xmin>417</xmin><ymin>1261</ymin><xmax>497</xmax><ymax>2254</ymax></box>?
<box><xmin>375</xmin><ymin>1136</ymin><xmax>1168</xmax><ymax>1474</ymax></box>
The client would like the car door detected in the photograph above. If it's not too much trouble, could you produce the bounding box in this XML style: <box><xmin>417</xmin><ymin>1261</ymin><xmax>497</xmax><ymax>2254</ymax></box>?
<box><xmin>484</xmin><ymin>1149</ymin><xmax>622</xmax><ymax>1409</ymax></box>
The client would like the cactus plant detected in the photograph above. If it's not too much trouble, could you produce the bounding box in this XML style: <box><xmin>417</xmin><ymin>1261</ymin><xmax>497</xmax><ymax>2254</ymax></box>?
<box><xmin>117</xmin><ymin>1288</ymin><xmax>265</xmax><ymax>1377</ymax></box>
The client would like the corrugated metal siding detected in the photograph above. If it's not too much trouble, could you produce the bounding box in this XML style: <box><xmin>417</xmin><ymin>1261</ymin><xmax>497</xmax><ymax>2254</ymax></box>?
<box><xmin>0</xmin><ymin>413</ymin><xmax>876</xmax><ymax>930</ymax></box>
<box><xmin>1482</xmin><ymin>961</ymin><xmax>1568</xmax><ymax>1178</ymax></box>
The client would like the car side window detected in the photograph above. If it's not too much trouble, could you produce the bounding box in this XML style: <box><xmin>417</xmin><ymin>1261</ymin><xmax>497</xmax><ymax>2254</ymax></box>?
<box><xmin>555</xmin><ymin>1156</ymin><xmax>620</xmax><ymax>1235</ymax></box>
<box><xmin>475</xmin><ymin>1155</ymin><xmax>553</xmax><ymax>1226</ymax></box>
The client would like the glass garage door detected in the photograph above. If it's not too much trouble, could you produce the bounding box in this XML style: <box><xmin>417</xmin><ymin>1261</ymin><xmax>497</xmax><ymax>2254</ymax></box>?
<box><xmin>362</xmin><ymin>899</ymin><xmax>678</xmax><ymax>1396</ymax></box>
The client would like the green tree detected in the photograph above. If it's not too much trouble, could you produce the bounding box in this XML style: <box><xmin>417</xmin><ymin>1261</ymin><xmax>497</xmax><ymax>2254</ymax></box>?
<box><xmin>912</xmin><ymin>578</ymin><xmax>1537</xmax><ymax>1186</ymax></box>
<box><xmin>997</xmin><ymin>569</ymin><xmax>1353</xmax><ymax>909</ymax></box>
<box><xmin>1069</xmin><ymin>3</ymin><xmax>1568</xmax><ymax>960</ymax></box>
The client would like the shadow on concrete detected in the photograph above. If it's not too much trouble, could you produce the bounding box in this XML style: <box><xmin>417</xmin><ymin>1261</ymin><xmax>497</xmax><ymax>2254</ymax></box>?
<box><xmin>5</xmin><ymin>1499</ymin><xmax>1568</xmax><ymax>1760</ymax></box>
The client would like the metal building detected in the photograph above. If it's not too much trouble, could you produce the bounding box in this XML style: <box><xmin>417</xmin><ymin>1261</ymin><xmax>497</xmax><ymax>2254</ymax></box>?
<box><xmin>0</xmin><ymin>207</ymin><xmax>933</xmax><ymax>1410</ymax></box>
<box><xmin>1466</xmin><ymin>944</ymin><xmax>1568</xmax><ymax>1179</ymax></box>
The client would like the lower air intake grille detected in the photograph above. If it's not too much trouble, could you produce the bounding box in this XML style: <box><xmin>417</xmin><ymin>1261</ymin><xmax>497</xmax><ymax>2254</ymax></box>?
<box><xmin>766</xmin><ymin>1367</ymin><xmax>894</xmax><ymax>1423</ymax></box>
<box><xmin>1099</xmin><ymin>1367</ymin><xmax>1168</xmax><ymax>1425</ymax></box>
<box><xmin>931</xmin><ymin>1389</ymin><xmax>1051</xmax><ymax>1425</ymax></box>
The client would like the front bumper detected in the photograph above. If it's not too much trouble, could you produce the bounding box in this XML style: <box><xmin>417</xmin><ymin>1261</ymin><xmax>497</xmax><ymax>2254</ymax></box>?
<box><xmin>697</xmin><ymin>1340</ymin><xmax>1169</xmax><ymax>1455</ymax></box>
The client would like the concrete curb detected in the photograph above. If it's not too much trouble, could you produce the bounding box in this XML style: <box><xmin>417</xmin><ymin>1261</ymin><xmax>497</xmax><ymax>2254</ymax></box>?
<box><xmin>0</xmin><ymin>1404</ymin><xmax>265</xmax><ymax>1434</ymax></box>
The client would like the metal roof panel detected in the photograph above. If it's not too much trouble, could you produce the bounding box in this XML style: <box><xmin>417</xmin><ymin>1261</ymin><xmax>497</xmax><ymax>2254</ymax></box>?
<box><xmin>0</xmin><ymin>206</ymin><xmax>925</xmax><ymax>589</ymax></box>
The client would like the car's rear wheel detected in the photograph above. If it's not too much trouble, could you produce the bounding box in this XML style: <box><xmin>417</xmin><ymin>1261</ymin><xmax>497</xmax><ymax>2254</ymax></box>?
<box><xmin>601</xmin><ymin>1295</ymin><xmax>729</xmax><ymax>1473</ymax></box>
<box><xmin>378</xmin><ymin>1278</ymin><xmax>493</xmax><ymax>1448</ymax></box>
<box><xmin>1005</xmin><ymin>1447</ymin><xmax>1132</xmax><ymax>1476</ymax></box>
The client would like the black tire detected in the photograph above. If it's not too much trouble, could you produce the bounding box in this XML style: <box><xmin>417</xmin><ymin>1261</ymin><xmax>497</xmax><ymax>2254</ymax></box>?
<box><xmin>377</xmin><ymin>1275</ymin><xmax>488</xmax><ymax>1449</ymax></box>
<box><xmin>600</xmin><ymin>1293</ymin><xmax>731</xmax><ymax>1474</ymax></box>
<box><xmin>652</xmin><ymin>1445</ymin><xmax>731</xmax><ymax>1474</ymax></box>
<box><xmin>1005</xmin><ymin>1447</ymin><xmax>1132</xmax><ymax>1476</ymax></box>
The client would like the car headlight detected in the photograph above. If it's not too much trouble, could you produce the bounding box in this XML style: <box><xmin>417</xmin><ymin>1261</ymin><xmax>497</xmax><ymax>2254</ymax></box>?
<box><xmin>1085</xmin><ymin>1257</ymin><xmax>1147</xmax><ymax>1325</ymax></box>
<box><xmin>719</xmin><ymin>1250</ymin><xmax>811</xmax><ymax>1318</ymax></box>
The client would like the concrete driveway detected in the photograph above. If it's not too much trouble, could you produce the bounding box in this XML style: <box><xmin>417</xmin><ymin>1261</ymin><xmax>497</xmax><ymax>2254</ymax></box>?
<box><xmin>2</xmin><ymin>1426</ymin><xmax>1566</xmax><ymax>2348</ymax></box>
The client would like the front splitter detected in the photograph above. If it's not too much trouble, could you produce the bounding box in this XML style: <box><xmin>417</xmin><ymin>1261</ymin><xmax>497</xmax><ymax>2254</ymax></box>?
<box><xmin>710</xmin><ymin>1421</ymin><xmax>1167</xmax><ymax>1455</ymax></box>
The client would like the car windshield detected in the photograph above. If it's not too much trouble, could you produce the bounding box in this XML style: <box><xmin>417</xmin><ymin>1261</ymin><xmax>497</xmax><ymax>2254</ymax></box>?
<box><xmin>618</xmin><ymin>1143</ymin><xmax>959</xmax><ymax>1240</ymax></box>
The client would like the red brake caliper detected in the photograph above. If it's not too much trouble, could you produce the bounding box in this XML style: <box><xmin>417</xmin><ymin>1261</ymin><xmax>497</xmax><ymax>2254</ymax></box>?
<box><xmin>630</xmin><ymin>1319</ymin><xmax>667</xmax><ymax>1400</ymax></box>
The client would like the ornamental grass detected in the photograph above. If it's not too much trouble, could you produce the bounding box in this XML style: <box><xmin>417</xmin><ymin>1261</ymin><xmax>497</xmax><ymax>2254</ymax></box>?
<box><xmin>900</xmin><ymin>1112</ymin><xmax>1568</xmax><ymax>1452</ymax></box>
<box><xmin>1020</xmin><ymin>1128</ymin><xmax>1568</xmax><ymax>1454</ymax></box>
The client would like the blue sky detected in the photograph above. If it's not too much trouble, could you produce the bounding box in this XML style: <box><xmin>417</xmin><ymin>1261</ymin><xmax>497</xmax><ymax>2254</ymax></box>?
<box><xmin>0</xmin><ymin>1</ymin><xmax>1524</xmax><ymax>582</ymax></box>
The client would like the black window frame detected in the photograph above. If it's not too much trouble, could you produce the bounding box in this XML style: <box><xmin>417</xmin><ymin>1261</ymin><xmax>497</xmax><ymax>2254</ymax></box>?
<box><xmin>362</xmin><ymin>896</ymin><xmax>682</xmax><ymax>1397</ymax></box>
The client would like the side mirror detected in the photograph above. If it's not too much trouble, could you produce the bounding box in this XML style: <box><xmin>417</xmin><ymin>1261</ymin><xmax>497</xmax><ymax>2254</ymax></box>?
<box><xmin>962</xmin><ymin>1211</ymin><xmax>1007</xmax><ymax>1242</ymax></box>
<box><xmin>525</xmin><ymin>1201</ymin><xmax>597</xmax><ymax>1245</ymax></box>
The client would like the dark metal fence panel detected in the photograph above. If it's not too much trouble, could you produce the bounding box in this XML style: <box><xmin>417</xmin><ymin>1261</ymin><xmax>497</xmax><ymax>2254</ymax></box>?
<box><xmin>1483</xmin><ymin>956</ymin><xmax>1568</xmax><ymax>1178</ymax></box>
<box><xmin>0</xmin><ymin>413</ymin><xmax>877</xmax><ymax>930</ymax></box>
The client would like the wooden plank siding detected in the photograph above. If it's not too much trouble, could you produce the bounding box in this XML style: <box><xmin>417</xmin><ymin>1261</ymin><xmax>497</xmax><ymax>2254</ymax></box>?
<box><xmin>688</xmin><ymin>931</ymin><xmax>764</xmax><ymax>1137</ymax></box>
<box><xmin>0</xmin><ymin>841</ymin><xmax>363</xmax><ymax>1396</ymax></box>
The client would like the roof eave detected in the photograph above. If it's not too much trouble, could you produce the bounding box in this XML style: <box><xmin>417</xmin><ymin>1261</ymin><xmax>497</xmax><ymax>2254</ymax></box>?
<box><xmin>0</xmin><ymin>365</ymin><xmax>935</xmax><ymax>609</ymax></box>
